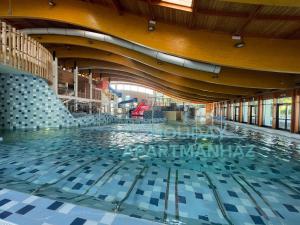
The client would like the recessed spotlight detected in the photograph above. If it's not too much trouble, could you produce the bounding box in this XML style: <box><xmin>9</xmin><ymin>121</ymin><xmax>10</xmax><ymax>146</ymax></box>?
<box><xmin>48</xmin><ymin>0</ymin><xmax>56</xmax><ymax>6</ymax></box>
<box><xmin>234</xmin><ymin>41</ymin><xmax>245</xmax><ymax>48</ymax></box>
<box><xmin>148</xmin><ymin>20</ymin><xmax>156</xmax><ymax>32</ymax></box>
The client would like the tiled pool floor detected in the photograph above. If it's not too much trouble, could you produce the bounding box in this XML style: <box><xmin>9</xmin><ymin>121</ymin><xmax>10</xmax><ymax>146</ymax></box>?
<box><xmin>0</xmin><ymin>188</ymin><xmax>162</xmax><ymax>225</ymax></box>
<box><xmin>0</xmin><ymin>124</ymin><xmax>300</xmax><ymax>224</ymax></box>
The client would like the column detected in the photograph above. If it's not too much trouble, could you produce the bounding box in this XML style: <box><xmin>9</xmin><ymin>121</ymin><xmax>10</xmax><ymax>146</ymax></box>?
<box><xmin>247</xmin><ymin>99</ymin><xmax>251</xmax><ymax>124</ymax></box>
<box><xmin>89</xmin><ymin>72</ymin><xmax>93</xmax><ymax>114</ymax></box>
<box><xmin>258</xmin><ymin>96</ymin><xmax>263</xmax><ymax>126</ymax></box>
<box><xmin>272</xmin><ymin>94</ymin><xmax>277</xmax><ymax>129</ymax></box>
<box><xmin>239</xmin><ymin>99</ymin><xmax>243</xmax><ymax>123</ymax></box>
<box><xmin>73</xmin><ymin>66</ymin><xmax>78</xmax><ymax>111</ymax></box>
<box><xmin>226</xmin><ymin>101</ymin><xmax>230</xmax><ymax>120</ymax></box>
<box><xmin>52</xmin><ymin>57</ymin><xmax>58</xmax><ymax>95</ymax></box>
<box><xmin>291</xmin><ymin>89</ymin><xmax>299</xmax><ymax>133</ymax></box>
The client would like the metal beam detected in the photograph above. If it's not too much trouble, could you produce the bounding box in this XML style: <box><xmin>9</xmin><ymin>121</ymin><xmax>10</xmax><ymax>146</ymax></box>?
<box><xmin>197</xmin><ymin>8</ymin><xmax>300</xmax><ymax>21</ymax></box>
<box><xmin>234</xmin><ymin>5</ymin><xmax>263</xmax><ymax>36</ymax></box>
<box><xmin>188</xmin><ymin>0</ymin><xmax>199</xmax><ymax>29</ymax></box>
<box><xmin>147</xmin><ymin>0</ymin><xmax>156</xmax><ymax>20</ymax></box>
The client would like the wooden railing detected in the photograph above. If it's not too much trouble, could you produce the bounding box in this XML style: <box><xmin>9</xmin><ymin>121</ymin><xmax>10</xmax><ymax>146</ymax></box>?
<box><xmin>0</xmin><ymin>21</ymin><xmax>52</xmax><ymax>82</ymax></box>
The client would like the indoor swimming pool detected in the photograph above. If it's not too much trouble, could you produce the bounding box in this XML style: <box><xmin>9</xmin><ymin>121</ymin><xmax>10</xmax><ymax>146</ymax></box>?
<box><xmin>0</xmin><ymin>123</ymin><xmax>299</xmax><ymax>225</ymax></box>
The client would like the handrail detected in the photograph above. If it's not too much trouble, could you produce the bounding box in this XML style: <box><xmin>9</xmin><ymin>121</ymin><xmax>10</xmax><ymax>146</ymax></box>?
<box><xmin>0</xmin><ymin>21</ymin><xmax>52</xmax><ymax>82</ymax></box>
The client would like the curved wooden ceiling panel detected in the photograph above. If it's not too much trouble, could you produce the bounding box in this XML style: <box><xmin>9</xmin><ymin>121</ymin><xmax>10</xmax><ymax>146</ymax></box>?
<box><xmin>1</xmin><ymin>0</ymin><xmax>300</xmax><ymax>73</ymax></box>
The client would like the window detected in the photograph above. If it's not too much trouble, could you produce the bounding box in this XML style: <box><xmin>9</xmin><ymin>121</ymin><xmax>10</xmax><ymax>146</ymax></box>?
<box><xmin>263</xmin><ymin>99</ymin><xmax>273</xmax><ymax>127</ymax></box>
<box><xmin>276</xmin><ymin>97</ymin><xmax>292</xmax><ymax>131</ymax></box>
<box><xmin>110</xmin><ymin>84</ymin><xmax>116</xmax><ymax>89</ymax></box>
<box><xmin>117</xmin><ymin>84</ymin><xmax>124</xmax><ymax>90</ymax></box>
<box><xmin>162</xmin><ymin>0</ymin><xmax>193</xmax><ymax>7</ymax></box>
<box><xmin>242</xmin><ymin>102</ymin><xmax>248</xmax><ymax>123</ymax></box>
<box><xmin>130</xmin><ymin>85</ymin><xmax>138</xmax><ymax>92</ymax></box>
<box><xmin>138</xmin><ymin>87</ymin><xmax>146</xmax><ymax>93</ymax></box>
<box><xmin>124</xmin><ymin>85</ymin><xmax>130</xmax><ymax>91</ymax></box>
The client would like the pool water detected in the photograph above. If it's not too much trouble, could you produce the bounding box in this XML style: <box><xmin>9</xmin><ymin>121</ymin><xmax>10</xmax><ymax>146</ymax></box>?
<box><xmin>0</xmin><ymin>123</ymin><xmax>300</xmax><ymax>225</ymax></box>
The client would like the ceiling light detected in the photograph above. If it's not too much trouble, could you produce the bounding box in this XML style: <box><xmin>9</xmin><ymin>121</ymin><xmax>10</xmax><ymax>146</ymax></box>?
<box><xmin>148</xmin><ymin>20</ymin><xmax>156</xmax><ymax>32</ymax></box>
<box><xmin>234</xmin><ymin>41</ymin><xmax>245</xmax><ymax>48</ymax></box>
<box><xmin>48</xmin><ymin>0</ymin><xmax>56</xmax><ymax>6</ymax></box>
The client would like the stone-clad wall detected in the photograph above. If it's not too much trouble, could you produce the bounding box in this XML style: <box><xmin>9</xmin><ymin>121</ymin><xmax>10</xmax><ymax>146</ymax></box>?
<box><xmin>0</xmin><ymin>73</ymin><xmax>116</xmax><ymax>130</ymax></box>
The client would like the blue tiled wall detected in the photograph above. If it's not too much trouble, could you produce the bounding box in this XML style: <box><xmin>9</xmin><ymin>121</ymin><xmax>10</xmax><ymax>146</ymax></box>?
<box><xmin>0</xmin><ymin>73</ymin><xmax>116</xmax><ymax>130</ymax></box>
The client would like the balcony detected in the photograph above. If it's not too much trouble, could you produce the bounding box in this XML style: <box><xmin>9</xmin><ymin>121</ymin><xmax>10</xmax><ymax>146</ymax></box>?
<box><xmin>0</xmin><ymin>20</ymin><xmax>52</xmax><ymax>81</ymax></box>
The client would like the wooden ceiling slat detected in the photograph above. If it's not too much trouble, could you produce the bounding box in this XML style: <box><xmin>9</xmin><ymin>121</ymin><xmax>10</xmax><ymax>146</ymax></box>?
<box><xmin>4</xmin><ymin>0</ymin><xmax>300</xmax><ymax>39</ymax></box>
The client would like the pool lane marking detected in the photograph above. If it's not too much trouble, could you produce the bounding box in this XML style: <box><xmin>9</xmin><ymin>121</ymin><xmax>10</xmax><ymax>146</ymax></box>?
<box><xmin>239</xmin><ymin>176</ymin><xmax>287</xmax><ymax>225</ymax></box>
<box><xmin>175</xmin><ymin>169</ymin><xmax>180</xmax><ymax>221</ymax></box>
<box><xmin>272</xmin><ymin>178</ymin><xmax>300</xmax><ymax>195</ymax></box>
<box><xmin>203</xmin><ymin>172</ymin><xmax>234</xmax><ymax>225</ymax></box>
<box><xmin>30</xmin><ymin>157</ymin><xmax>102</xmax><ymax>195</ymax></box>
<box><xmin>231</xmin><ymin>175</ymin><xmax>269</xmax><ymax>221</ymax></box>
<box><xmin>114</xmin><ymin>165</ymin><xmax>149</xmax><ymax>212</ymax></box>
<box><xmin>99</xmin><ymin>162</ymin><xmax>128</xmax><ymax>186</ymax></box>
<box><xmin>75</xmin><ymin>161</ymin><xmax>126</xmax><ymax>202</ymax></box>
<box><xmin>163</xmin><ymin>168</ymin><xmax>171</xmax><ymax>223</ymax></box>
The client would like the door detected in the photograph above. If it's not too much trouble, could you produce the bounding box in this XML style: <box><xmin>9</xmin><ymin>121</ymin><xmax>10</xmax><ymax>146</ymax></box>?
<box><xmin>235</xmin><ymin>106</ymin><xmax>239</xmax><ymax>122</ymax></box>
<box><xmin>250</xmin><ymin>106</ymin><xmax>257</xmax><ymax>124</ymax></box>
<box><xmin>277</xmin><ymin>104</ymin><xmax>291</xmax><ymax>130</ymax></box>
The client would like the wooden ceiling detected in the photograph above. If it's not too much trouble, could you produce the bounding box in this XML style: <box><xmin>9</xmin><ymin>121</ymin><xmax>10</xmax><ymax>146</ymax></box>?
<box><xmin>3</xmin><ymin>0</ymin><xmax>299</xmax><ymax>39</ymax></box>
<box><xmin>81</xmin><ymin>0</ymin><xmax>300</xmax><ymax>39</ymax></box>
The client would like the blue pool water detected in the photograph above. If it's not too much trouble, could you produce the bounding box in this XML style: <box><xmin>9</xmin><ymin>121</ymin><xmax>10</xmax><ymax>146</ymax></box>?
<box><xmin>0</xmin><ymin>123</ymin><xmax>300</xmax><ymax>225</ymax></box>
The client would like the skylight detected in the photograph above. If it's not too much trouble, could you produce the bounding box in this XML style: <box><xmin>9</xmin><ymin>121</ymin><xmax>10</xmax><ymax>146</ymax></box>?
<box><xmin>162</xmin><ymin>0</ymin><xmax>193</xmax><ymax>7</ymax></box>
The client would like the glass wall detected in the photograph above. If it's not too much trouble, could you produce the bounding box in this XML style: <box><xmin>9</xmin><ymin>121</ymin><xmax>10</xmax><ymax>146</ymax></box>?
<box><xmin>222</xmin><ymin>105</ymin><xmax>227</xmax><ymax>120</ymax></box>
<box><xmin>263</xmin><ymin>99</ymin><xmax>273</xmax><ymax>127</ymax></box>
<box><xmin>234</xmin><ymin>102</ymin><xmax>239</xmax><ymax>122</ymax></box>
<box><xmin>276</xmin><ymin>97</ymin><xmax>292</xmax><ymax>130</ymax></box>
<box><xmin>242</xmin><ymin>101</ymin><xmax>248</xmax><ymax>123</ymax></box>
<box><xmin>230</xmin><ymin>103</ymin><xmax>234</xmax><ymax>121</ymax></box>
<box><xmin>249</xmin><ymin>100</ymin><xmax>258</xmax><ymax>125</ymax></box>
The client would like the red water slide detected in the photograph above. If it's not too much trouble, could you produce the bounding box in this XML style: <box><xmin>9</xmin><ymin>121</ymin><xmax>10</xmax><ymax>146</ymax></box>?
<box><xmin>131</xmin><ymin>102</ymin><xmax>151</xmax><ymax>116</ymax></box>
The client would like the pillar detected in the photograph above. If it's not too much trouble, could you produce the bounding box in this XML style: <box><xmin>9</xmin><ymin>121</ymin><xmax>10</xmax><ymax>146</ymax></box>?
<box><xmin>291</xmin><ymin>89</ymin><xmax>299</xmax><ymax>133</ymax></box>
<box><xmin>239</xmin><ymin>99</ymin><xmax>243</xmax><ymax>123</ymax></box>
<box><xmin>89</xmin><ymin>72</ymin><xmax>93</xmax><ymax>114</ymax></box>
<box><xmin>73</xmin><ymin>66</ymin><xmax>78</xmax><ymax>111</ymax></box>
<box><xmin>52</xmin><ymin>57</ymin><xmax>58</xmax><ymax>95</ymax></box>
<box><xmin>272</xmin><ymin>95</ymin><xmax>277</xmax><ymax>129</ymax></box>
<box><xmin>258</xmin><ymin>96</ymin><xmax>263</xmax><ymax>126</ymax></box>
<box><xmin>247</xmin><ymin>99</ymin><xmax>251</xmax><ymax>124</ymax></box>
<box><xmin>227</xmin><ymin>101</ymin><xmax>230</xmax><ymax>120</ymax></box>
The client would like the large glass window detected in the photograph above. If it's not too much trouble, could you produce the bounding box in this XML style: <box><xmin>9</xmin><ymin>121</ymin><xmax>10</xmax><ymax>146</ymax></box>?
<box><xmin>276</xmin><ymin>97</ymin><xmax>292</xmax><ymax>130</ymax></box>
<box><xmin>242</xmin><ymin>101</ymin><xmax>248</xmax><ymax>123</ymax></box>
<box><xmin>223</xmin><ymin>105</ymin><xmax>227</xmax><ymax>119</ymax></box>
<box><xmin>112</xmin><ymin>83</ymin><xmax>154</xmax><ymax>95</ymax></box>
<box><xmin>230</xmin><ymin>104</ymin><xmax>234</xmax><ymax>120</ymax></box>
<box><xmin>234</xmin><ymin>103</ymin><xmax>239</xmax><ymax>122</ymax></box>
<box><xmin>249</xmin><ymin>100</ymin><xmax>258</xmax><ymax>125</ymax></box>
<box><xmin>263</xmin><ymin>99</ymin><xmax>273</xmax><ymax>127</ymax></box>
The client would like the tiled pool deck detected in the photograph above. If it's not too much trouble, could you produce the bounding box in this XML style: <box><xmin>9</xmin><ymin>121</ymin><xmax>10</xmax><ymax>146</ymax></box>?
<box><xmin>0</xmin><ymin>188</ymin><xmax>162</xmax><ymax>225</ymax></box>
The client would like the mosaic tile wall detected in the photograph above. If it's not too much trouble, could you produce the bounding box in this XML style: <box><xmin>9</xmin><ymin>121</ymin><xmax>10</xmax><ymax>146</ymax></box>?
<box><xmin>0</xmin><ymin>73</ymin><xmax>117</xmax><ymax>130</ymax></box>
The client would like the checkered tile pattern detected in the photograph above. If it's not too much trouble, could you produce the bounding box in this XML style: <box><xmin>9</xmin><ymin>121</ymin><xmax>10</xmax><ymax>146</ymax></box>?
<box><xmin>0</xmin><ymin>122</ymin><xmax>300</xmax><ymax>224</ymax></box>
<box><xmin>0</xmin><ymin>188</ymin><xmax>162</xmax><ymax>225</ymax></box>
<box><xmin>0</xmin><ymin>73</ymin><xmax>118</xmax><ymax>130</ymax></box>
